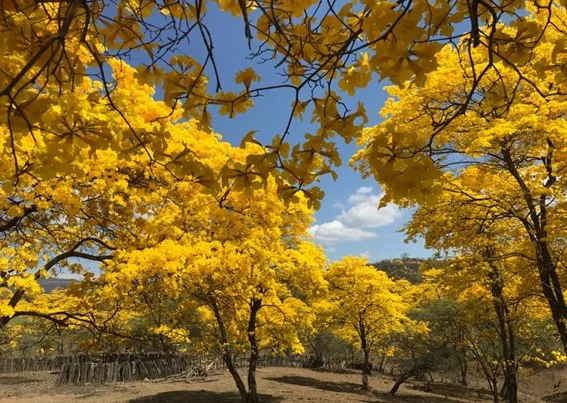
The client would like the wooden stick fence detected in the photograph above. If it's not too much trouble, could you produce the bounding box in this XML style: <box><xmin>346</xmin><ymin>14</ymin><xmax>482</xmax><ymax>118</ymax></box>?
<box><xmin>0</xmin><ymin>353</ymin><xmax>350</xmax><ymax>385</ymax></box>
<box><xmin>56</xmin><ymin>353</ymin><xmax>191</xmax><ymax>385</ymax></box>
<box><xmin>0</xmin><ymin>356</ymin><xmax>75</xmax><ymax>373</ymax></box>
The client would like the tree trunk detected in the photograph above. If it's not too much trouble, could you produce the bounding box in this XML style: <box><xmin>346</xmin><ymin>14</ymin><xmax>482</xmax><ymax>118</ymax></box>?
<box><xmin>501</xmin><ymin>147</ymin><xmax>567</xmax><ymax>353</ymax></box>
<box><xmin>210</xmin><ymin>299</ymin><xmax>247</xmax><ymax>401</ymax></box>
<box><xmin>158</xmin><ymin>334</ymin><xmax>170</xmax><ymax>354</ymax></box>
<box><xmin>505</xmin><ymin>308</ymin><xmax>518</xmax><ymax>403</ymax></box>
<box><xmin>479</xmin><ymin>367</ymin><xmax>499</xmax><ymax>403</ymax></box>
<box><xmin>362</xmin><ymin>348</ymin><xmax>371</xmax><ymax>390</ymax></box>
<box><xmin>377</xmin><ymin>354</ymin><xmax>386</xmax><ymax>374</ymax></box>
<box><xmin>455</xmin><ymin>325</ymin><xmax>468</xmax><ymax>386</ymax></box>
<box><xmin>226</xmin><ymin>352</ymin><xmax>248</xmax><ymax>401</ymax></box>
<box><xmin>390</xmin><ymin>371</ymin><xmax>412</xmax><ymax>395</ymax></box>
<box><xmin>358</xmin><ymin>316</ymin><xmax>371</xmax><ymax>390</ymax></box>
<box><xmin>470</xmin><ymin>344</ymin><xmax>500</xmax><ymax>403</ymax></box>
<box><xmin>536</xmin><ymin>246</ymin><xmax>567</xmax><ymax>353</ymax></box>
<box><xmin>491</xmin><ymin>376</ymin><xmax>499</xmax><ymax>403</ymax></box>
<box><xmin>460</xmin><ymin>363</ymin><xmax>468</xmax><ymax>387</ymax></box>
<box><xmin>502</xmin><ymin>358</ymin><xmax>517</xmax><ymax>403</ymax></box>
<box><xmin>246</xmin><ymin>298</ymin><xmax>262</xmax><ymax>403</ymax></box>
<box><xmin>459</xmin><ymin>356</ymin><xmax>468</xmax><ymax>387</ymax></box>
<box><xmin>487</xmin><ymin>260</ymin><xmax>518</xmax><ymax>403</ymax></box>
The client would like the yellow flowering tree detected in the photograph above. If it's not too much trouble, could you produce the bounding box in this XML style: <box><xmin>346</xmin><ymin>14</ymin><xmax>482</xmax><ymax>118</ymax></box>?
<box><xmin>353</xmin><ymin>16</ymin><xmax>567</xmax><ymax>353</ymax></box>
<box><xmin>97</xmin><ymin>167</ymin><xmax>326</xmax><ymax>402</ymax></box>
<box><xmin>326</xmin><ymin>256</ymin><xmax>409</xmax><ymax>390</ymax></box>
<box><xmin>399</xmin><ymin>150</ymin><xmax>567</xmax><ymax>401</ymax></box>
<box><xmin>4</xmin><ymin>0</ymin><xmax>567</xmax><ymax>210</ymax></box>
<box><xmin>0</xmin><ymin>58</ymin><xmax>232</xmax><ymax>329</ymax></box>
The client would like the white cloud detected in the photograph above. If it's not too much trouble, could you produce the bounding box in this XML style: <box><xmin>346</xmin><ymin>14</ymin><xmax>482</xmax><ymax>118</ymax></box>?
<box><xmin>346</xmin><ymin>186</ymin><xmax>374</xmax><ymax>204</ymax></box>
<box><xmin>309</xmin><ymin>187</ymin><xmax>402</xmax><ymax>245</ymax></box>
<box><xmin>332</xmin><ymin>202</ymin><xmax>346</xmax><ymax>210</ymax></box>
<box><xmin>337</xmin><ymin>194</ymin><xmax>401</xmax><ymax>228</ymax></box>
<box><xmin>309</xmin><ymin>220</ymin><xmax>377</xmax><ymax>243</ymax></box>
<box><xmin>359</xmin><ymin>250</ymin><xmax>372</xmax><ymax>259</ymax></box>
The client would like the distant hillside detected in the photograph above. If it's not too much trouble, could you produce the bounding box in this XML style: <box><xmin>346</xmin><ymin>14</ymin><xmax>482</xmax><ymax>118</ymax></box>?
<box><xmin>372</xmin><ymin>257</ymin><xmax>440</xmax><ymax>284</ymax></box>
<box><xmin>38</xmin><ymin>278</ymin><xmax>75</xmax><ymax>293</ymax></box>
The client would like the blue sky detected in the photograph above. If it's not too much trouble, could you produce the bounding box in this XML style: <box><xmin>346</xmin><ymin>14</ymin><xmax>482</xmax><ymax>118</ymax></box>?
<box><xmin>193</xmin><ymin>6</ymin><xmax>430</xmax><ymax>261</ymax></box>
<box><xmin>58</xmin><ymin>2</ymin><xmax>430</xmax><ymax>280</ymax></box>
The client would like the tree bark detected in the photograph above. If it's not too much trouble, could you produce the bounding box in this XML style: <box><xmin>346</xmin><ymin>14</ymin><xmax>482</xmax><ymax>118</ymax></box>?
<box><xmin>491</xmin><ymin>375</ymin><xmax>499</xmax><ymax>403</ymax></box>
<box><xmin>458</xmin><ymin>350</ymin><xmax>468</xmax><ymax>387</ymax></box>
<box><xmin>210</xmin><ymin>299</ymin><xmax>247</xmax><ymax>400</ymax></box>
<box><xmin>226</xmin><ymin>351</ymin><xmax>248</xmax><ymax>401</ymax></box>
<box><xmin>486</xmin><ymin>259</ymin><xmax>517</xmax><ymax>403</ymax></box>
<box><xmin>459</xmin><ymin>361</ymin><xmax>468</xmax><ymax>387</ymax></box>
<box><xmin>537</xmin><ymin>242</ymin><xmax>567</xmax><ymax>352</ymax></box>
<box><xmin>246</xmin><ymin>298</ymin><xmax>262</xmax><ymax>403</ymax></box>
<box><xmin>502</xmin><ymin>146</ymin><xmax>567</xmax><ymax>353</ymax></box>
<box><xmin>377</xmin><ymin>354</ymin><xmax>386</xmax><ymax>374</ymax></box>
<box><xmin>390</xmin><ymin>371</ymin><xmax>412</xmax><ymax>395</ymax></box>
<box><xmin>362</xmin><ymin>348</ymin><xmax>371</xmax><ymax>390</ymax></box>
<box><xmin>359</xmin><ymin>316</ymin><xmax>371</xmax><ymax>390</ymax></box>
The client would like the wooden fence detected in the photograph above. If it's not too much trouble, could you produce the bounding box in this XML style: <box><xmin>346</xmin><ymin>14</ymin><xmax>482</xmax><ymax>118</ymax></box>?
<box><xmin>0</xmin><ymin>355</ymin><xmax>75</xmax><ymax>373</ymax></box>
<box><xmin>56</xmin><ymin>353</ymin><xmax>191</xmax><ymax>385</ymax></box>
<box><xmin>0</xmin><ymin>353</ymin><xmax>349</xmax><ymax>385</ymax></box>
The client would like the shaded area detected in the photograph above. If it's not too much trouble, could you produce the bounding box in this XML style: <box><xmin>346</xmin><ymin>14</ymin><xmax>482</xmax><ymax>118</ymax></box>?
<box><xmin>544</xmin><ymin>391</ymin><xmax>567</xmax><ymax>402</ymax></box>
<box><xmin>412</xmin><ymin>382</ymin><xmax>492</xmax><ymax>401</ymax></box>
<box><xmin>266</xmin><ymin>375</ymin><xmax>362</xmax><ymax>394</ymax></box>
<box><xmin>0</xmin><ymin>375</ymin><xmax>42</xmax><ymax>385</ymax></box>
<box><xmin>266</xmin><ymin>375</ymin><xmax>470</xmax><ymax>402</ymax></box>
<box><xmin>129</xmin><ymin>390</ymin><xmax>283</xmax><ymax>403</ymax></box>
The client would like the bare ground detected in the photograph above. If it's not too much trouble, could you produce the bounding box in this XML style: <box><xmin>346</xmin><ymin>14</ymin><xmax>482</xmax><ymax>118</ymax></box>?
<box><xmin>0</xmin><ymin>366</ymin><xmax>557</xmax><ymax>403</ymax></box>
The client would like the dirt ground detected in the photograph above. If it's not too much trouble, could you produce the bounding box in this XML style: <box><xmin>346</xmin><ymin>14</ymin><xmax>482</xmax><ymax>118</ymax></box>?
<box><xmin>0</xmin><ymin>366</ymin><xmax>560</xmax><ymax>403</ymax></box>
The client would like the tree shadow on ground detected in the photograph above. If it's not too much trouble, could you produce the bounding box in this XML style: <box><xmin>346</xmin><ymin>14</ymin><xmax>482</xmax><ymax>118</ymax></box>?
<box><xmin>412</xmin><ymin>382</ymin><xmax>492</xmax><ymax>401</ymax></box>
<box><xmin>544</xmin><ymin>390</ymin><xmax>567</xmax><ymax>402</ymax></box>
<box><xmin>129</xmin><ymin>390</ymin><xmax>283</xmax><ymax>403</ymax></box>
<box><xmin>266</xmin><ymin>375</ymin><xmax>362</xmax><ymax>394</ymax></box>
<box><xmin>0</xmin><ymin>375</ymin><xmax>42</xmax><ymax>385</ymax></box>
<box><xmin>266</xmin><ymin>375</ymin><xmax>470</xmax><ymax>402</ymax></box>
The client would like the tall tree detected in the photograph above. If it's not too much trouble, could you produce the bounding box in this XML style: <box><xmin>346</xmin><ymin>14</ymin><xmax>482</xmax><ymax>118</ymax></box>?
<box><xmin>0</xmin><ymin>59</ymin><xmax>228</xmax><ymax>328</ymax></box>
<box><xmin>353</xmin><ymin>21</ymin><xmax>567</xmax><ymax>352</ymax></box>
<box><xmin>98</xmin><ymin>172</ymin><xmax>327</xmax><ymax>403</ymax></box>
<box><xmin>326</xmin><ymin>256</ymin><xmax>409</xmax><ymax>390</ymax></box>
